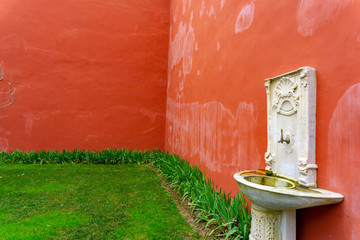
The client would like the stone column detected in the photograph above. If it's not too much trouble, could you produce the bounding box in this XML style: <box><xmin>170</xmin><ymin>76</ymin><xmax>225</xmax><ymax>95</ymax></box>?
<box><xmin>250</xmin><ymin>205</ymin><xmax>281</xmax><ymax>240</ymax></box>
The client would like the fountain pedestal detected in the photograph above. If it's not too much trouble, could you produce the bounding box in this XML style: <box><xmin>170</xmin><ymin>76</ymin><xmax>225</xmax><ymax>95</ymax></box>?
<box><xmin>250</xmin><ymin>205</ymin><xmax>281</xmax><ymax>240</ymax></box>
<box><xmin>250</xmin><ymin>205</ymin><xmax>295</xmax><ymax>240</ymax></box>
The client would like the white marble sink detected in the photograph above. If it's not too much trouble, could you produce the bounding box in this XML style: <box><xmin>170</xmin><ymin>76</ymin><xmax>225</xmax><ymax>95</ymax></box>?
<box><xmin>234</xmin><ymin>170</ymin><xmax>344</xmax><ymax>211</ymax></box>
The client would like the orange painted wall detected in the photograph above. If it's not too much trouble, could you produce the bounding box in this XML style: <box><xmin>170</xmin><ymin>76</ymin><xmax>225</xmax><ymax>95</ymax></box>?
<box><xmin>0</xmin><ymin>0</ymin><xmax>169</xmax><ymax>151</ymax></box>
<box><xmin>166</xmin><ymin>0</ymin><xmax>360</xmax><ymax>239</ymax></box>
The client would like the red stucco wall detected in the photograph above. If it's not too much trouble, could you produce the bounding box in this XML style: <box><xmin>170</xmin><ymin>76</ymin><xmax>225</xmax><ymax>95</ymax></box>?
<box><xmin>0</xmin><ymin>0</ymin><xmax>169</xmax><ymax>150</ymax></box>
<box><xmin>1</xmin><ymin>0</ymin><xmax>359</xmax><ymax>238</ymax></box>
<box><xmin>166</xmin><ymin>0</ymin><xmax>360</xmax><ymax>239</ymax></box>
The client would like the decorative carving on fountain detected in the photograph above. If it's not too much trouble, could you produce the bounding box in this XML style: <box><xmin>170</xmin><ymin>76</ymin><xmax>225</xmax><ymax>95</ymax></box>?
<box><xmin>282</xmin><ymin>127</ymin><xmax>295</xmax><ymax>154</ymax></box>
<box><xmin>250</xmin><ymin>205</ymin><xmax>280</xmax><ymax>240</ymax></box>
<box><xmin>298</xmin><ymin>158</ymin><xmax>318</xmax><ymax>187</ymax></box>
<box><xmin>272</xmin><ymin>77</ymin><xmax>299</xmax><ymax>116</ymax></box>
<box><xmin>300</xmin><ymin>69</ymin><xmax>308</xmax><ymax>88</ymax></box>
<box><xmin>264</xmin><ymin>151</ymin><xmax>275</xmax><ymax>173</ymax></box>
<box><xmin>264</xmin><ymin>67</ymin><xmax>317</xmax><ymax>187</ymax></box>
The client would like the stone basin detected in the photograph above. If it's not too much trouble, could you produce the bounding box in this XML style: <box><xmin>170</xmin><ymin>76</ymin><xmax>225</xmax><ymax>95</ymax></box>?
<box><xmin>234</xmin><ymin>170</ymin><xmax>344</xmax><ymax>211</ymax></box>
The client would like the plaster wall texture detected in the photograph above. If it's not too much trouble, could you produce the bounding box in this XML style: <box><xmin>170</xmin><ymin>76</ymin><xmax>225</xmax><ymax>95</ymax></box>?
<box><xmin>1</xmin><ymin>0</ymin><xmax>360</xmax><ymax>239</ymax></box>
<box><xmin>166</xmin><ymin>0</ymin><xmax>360</xmax><ymax>239</ymax></box>
<box><xmin>0</xmin><ymin>0</ymin><xmax>169</xmax><ymax>150</ymax></box>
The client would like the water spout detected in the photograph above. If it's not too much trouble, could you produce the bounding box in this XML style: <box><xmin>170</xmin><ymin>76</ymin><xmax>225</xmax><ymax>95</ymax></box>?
<box><xmin>278</xmin><ymin>129</ymin><xmax>290</xmax><ymax>144</ymax></box>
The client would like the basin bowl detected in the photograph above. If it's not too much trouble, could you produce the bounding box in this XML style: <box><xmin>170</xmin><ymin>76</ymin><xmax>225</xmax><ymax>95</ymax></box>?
<box><xmin>244</xmin><ymin>175</ymin><xmax>295</xmax><ymax>188</ymax></box>
<box><xmin>234</xmin><ymin>170</ymin><xmax>344</xmax><ymax>211</ymax></box>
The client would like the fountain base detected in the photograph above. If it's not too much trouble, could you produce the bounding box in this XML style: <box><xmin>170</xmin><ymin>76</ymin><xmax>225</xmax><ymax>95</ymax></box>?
<box><xmin>250</xmin><ymin>205</ymin><xmax>295</xmax><ymax>240</ymax></box>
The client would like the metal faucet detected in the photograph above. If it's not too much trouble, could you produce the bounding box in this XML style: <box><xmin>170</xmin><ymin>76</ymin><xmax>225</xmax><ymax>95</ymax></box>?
<box><xmin>278</xmin><ymin>129</ymin><xmax>290</xmax><ymax>144</ymax></box>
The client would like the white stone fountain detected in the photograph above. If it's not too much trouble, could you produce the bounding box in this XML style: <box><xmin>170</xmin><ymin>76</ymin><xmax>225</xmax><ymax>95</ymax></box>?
<box><xmin>234</xmin><ymin>67</ymin><xmax>344</xmax><ymax>240</ymax></box>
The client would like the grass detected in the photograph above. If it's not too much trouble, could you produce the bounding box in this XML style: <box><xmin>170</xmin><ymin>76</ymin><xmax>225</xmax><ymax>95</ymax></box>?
<box><xmin>0</xmin><ymin>164</ymin><xmax>199</xmax><ymax>240</ymax></box>
<box><xmin>0</xmin><ymin>149</ymin><xmax>251</xmax><ymax>239</ymax></box>
<box><xmin>0</xmin><ymin>149</ymin><xmax>151</xmax><ymax>165</ymax></box>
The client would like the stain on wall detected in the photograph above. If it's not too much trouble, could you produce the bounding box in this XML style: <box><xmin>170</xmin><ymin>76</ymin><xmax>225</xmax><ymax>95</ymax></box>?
<box><xmin>0</xmin><ymin>0</ymin><xmax>169</xmax><ymax>150</ymax></box>
<box><xmin>167</xmin><ymin>97</ymin><xmax>260</xmax><ymax>173</ymax></box>
<box><xmin>297</xmin><ymin>0</ymin><xmax>350</xmax><ymax>37</ymax></box>
<box><xmin>168</xmin><ymin>15</ymin><xmax>195</xmax><ymax>92</ymax></box>
<box><xmin>221</xmin><ymin>0</ymin><xmax>226</xmax><ymax>9</ymax></box>
<box><xmin>166</xmin><ymin>97</ymin><xmax>261</xmax><ymax>194</ymax></box>
<box><xmin>235</xmin><ymin>1</ymin><xmax>255</xmax><ymax>34</ymax></box>
<box><xmin>167</xmin><ymin>0</ymin><xmax>360</xmax><ymax>239</ymax></box>
<box><xmin>327</xmin><ymin>83</ymin><xmax>360</xmax><ymax>239</ymax></box>
<box><xmin>0</xmin><ymin>137</ymin><xmax>9</xmax><ymax>151</ymax></box>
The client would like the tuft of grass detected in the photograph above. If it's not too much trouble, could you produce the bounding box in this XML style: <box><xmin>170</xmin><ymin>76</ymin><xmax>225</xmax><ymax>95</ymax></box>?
<box><xmin>0</xmin><ymin>164</ymin><xmax>198</xmax><ymax>240</ymax></box>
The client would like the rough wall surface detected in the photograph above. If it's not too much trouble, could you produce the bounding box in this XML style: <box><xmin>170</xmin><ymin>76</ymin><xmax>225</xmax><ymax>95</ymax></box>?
<box><xmin>0</xmin><ymin>0</ymin><xmax>169</xmax><ymax>150</ymax></box>
<box><xmin>166</xmin><ymin>0</ymin><xmax>360</xmax><ymax>239</ymax></box>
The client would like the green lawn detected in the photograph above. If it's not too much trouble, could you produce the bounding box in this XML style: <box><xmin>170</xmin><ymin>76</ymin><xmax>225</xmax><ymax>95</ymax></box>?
<box><xmin>0</xmin><ymin>164</ymin><xmax>199</xmax><ymax>240</ymax></box>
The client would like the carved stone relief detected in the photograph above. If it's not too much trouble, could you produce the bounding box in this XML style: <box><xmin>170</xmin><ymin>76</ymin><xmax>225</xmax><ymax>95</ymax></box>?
<box><xmin>250</xmin><ymin>205</ymin><xmax>281</xmax><ymax>240</ymax></box>
<box><xmin>298</xmin><ymin>158</ymin><xmax>318</xmax><ymax>187</ymax></box>
<box><xmin>264</xmin><ymin>67</ymin><xmax>317</xmax><ymax>187</ymax></box>
<box><xmin>273</xmin><ymin>77</ymin><xmax>299</xmax><ymax>116</ymax></box>
<box><xmin>264</xmin><ymin>151</ymin><xmax>275</xmax><ymax>173</ymax></box>
<box><xmin>300</xmin><ymin>70</ymin><xmax>308</xmax><ymax>88</ymax></box>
